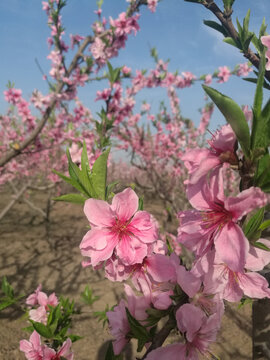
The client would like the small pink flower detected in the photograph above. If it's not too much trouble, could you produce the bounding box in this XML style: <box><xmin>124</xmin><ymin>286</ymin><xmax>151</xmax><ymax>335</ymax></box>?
<box><xmin>204</xmin><ymin>74</ymin><xmax>212</xmax><ymax>85</ymax></box>
<box><xmin>217</xmin><ymin>66</ymin><xmax>231</xmax><ymax>83</ymax></box>
<box><xmin>43</xmin><ymin>338</ymin><xmax>74</xmax><ymax>360</ymax></box>
<box><xmin>237</xmin><ymin>63</ymin><xmax>252</xmax><ymax>77</ymax></box>
<box><xmin>261</xmin><ymin>35</ymin><xmax>270</xmax><ymax>71</ymax></box>
<box><xmin>29</xmin><ymin>306</ymin><xmax>48</xmax><ymax>324</ymax></box>
<box><xmin>20</xmin><ymin>331</ymin><xmax>43</xmax><ymax>360</ymax></box>
<box><xmin>26</xmin><ymin>285</ymin><xmax>42</xmax><ymax>306</ymax></box>
<box><xmin>147</xmin><ymin>0</ymin><xmax>158</xmax><ymax>13</ymax></box>
<box><xmin>146</xmin><ymin>303</ymin><xmax>221</xmax><ymax>360</ymax></box>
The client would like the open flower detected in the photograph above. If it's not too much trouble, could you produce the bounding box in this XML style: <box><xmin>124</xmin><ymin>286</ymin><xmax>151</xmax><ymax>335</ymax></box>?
<box><xmin>20</xmin><ymin>331</ymin><xmax>43</xmax><ymax>360</ymax></box>
<box><xmin>182</xmin><ymin>124</ymin><xmax>237</xmax><ymax>186</ymax></box>
<box><xmin>178</xmin><ymin>169</ymin><xmax>267</xmax><ymax>271</ymax></box>
<box><xmin>261</xmin><ymin>35</ymin><xmax>270</xmax><ymax>71</ymax></box>
<box><xmin>107</xmin><ymin>284</ymin><xmax>150</xmax><ymax>355</ymax></box>
<box><xmin>80</xmin><ymin>188</ymin><xmax>158</xmax><ymax>267</ymax></box>
<box><xmin>146</xmin><ymin>303</ymin><xmax>221</xmax><ymax>360</ymax></box>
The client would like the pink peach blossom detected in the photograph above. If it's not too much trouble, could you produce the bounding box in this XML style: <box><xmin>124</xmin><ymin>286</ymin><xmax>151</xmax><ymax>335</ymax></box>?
<box><xmin>261</xmin><ymin>35</ymin><xmax>270</xmax><ymax>71</ymax></box>
<box><xmin>80</xmin><ymin>188</ymin><xmax>158</xmax><ymax>267</ymax></box>
<box><xmin>178</xmin><ymin>169</ymin><xmax>267</xmax><ymax>271</ymax></box>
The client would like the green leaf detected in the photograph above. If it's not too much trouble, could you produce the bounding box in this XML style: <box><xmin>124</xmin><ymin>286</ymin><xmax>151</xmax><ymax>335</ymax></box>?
<box><xmin>80</xmin><ymin>285</ymin><xmax>100</xmax><ymax>306</ymax></box>
<box><xmin>202</xmin><ymin>85</ymin><xmax>250</xmax><ymax>158</ymax></box>
<box><xmin>91</xmin><ymin>148</ymin><xmax>110</xmax><ymax>200</ymax></box>
<box><xmin>184</xmin><ymin>0</ymin><xmax>203</xmax><ymax>3</ymax></box>
<box><xmin>144</xmin><ymin>308</ymin><xmax>169</xmax><ymax>327</ymax></box>
<box><xmin>243</xmin><ymin>9</ymin><xmax>250</xmax><ymax>35</ymax></box>
<box><xmin>203</xmin><ymin>20</ymin><xmax>228</xmax><ymax>37</ymax></box>
<box><xmin>105</xmin><ymin>341</ymin><xmax>123</xmax><ymax>360</ymax></box>
<box><xmin>259</xmin><ymin>219</ymin><xmax>270</xmax><ymax>231</ymax></box>
<box><xmin>244</xmin><ymin>207</ymin><xmax>265</xmax><ymax>240</ymax></box>
<box><xmin>254</xmin><ymin>153</ymin><xmax>270</xmax><ymax>188</ymax></box>
<box><xmin>105</xmin><ymin>181</ymin><xmax>118</xmax><ymax>201</ymax></box>
<box><xmin>80</xmin><ymin>141</ymin><xmax>97</xmax><ymax>197</ymax></box>
<box><xmin>1</xmin><ymin>277</ymin><xmax>14</xmax><ymax>298</ymax></box>
<box><xmin>67</xmin><ymin>334</ymin><xmax>83</xmax><ymax>343</ymax></box>
<box><xmin>223</xmin><ymin>37</ymin><xmax>240</xmax><ymax>48</ymax></box>
<box><xmin>223</xmin><ymin>0</ymin><xmax>235</xmax><ymax>10</ymax></box>
<box><xmin>251</xmin><ymin>52</ymin><xmax>266</xmax><ymax>151</ymax></box>
<box><xmin>125</xmin><ymin>308</ymin><xmax>151</xmax><ymax>352</ymax></box>
<box><xmin>31</xmin><ymin>322</ymin><xmax>53</xmax><ymax>339</ymax></box>
<box><xmin>243</xmin><ymin>77</ymin><xmax>270</xmax><ymax>91</ymax></box>
<box><xmin>253</xmin><ymin>241</ymin><xmax>270</xmax><ymax>251</ymax></box>
<box><xmin>67</xmin><ymin>149</ymin><xmax>94</xmax><ymax>197</ymax></box>
<box><xmin>53</xmin><ymin>193</ymin><xmax>86</xmax><ymax>204</ymax></box>
<box><xmin>0</xmin><ymin>299</ymin><xmax>16</xmax><ymax>311</ymax></box>
<box><xmin>261</xmin><ymin>182</ymin><xmax>270</xmax><ymax>192</ymax></box>
<box><xmin>138</xmin><ymin>197</ymin><xmax>144</xmax><ymax>211</ymax></box>
<box><xmin>243</xmin><ymin>32</ymin><xmax>254</xmax><ymax>52</ymax></box>
<box><xmin>52</xmin><ymin>169</ymin><xmax>89</xmax><ymax>197</ymax></box>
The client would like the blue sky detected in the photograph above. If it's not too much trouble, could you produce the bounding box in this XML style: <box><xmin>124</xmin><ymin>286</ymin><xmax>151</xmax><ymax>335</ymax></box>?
<box><xmin>0</xmin><ymin>0</ymin><xmax>269</xmax><ymax>130</ymax></box>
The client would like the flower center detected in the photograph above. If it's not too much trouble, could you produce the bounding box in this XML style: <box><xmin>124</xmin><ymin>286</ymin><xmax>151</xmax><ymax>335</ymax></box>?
<box><xmin>202</xmin><ymin>207</ymin><xmax>232</xmax><ymax>231</ymax></box>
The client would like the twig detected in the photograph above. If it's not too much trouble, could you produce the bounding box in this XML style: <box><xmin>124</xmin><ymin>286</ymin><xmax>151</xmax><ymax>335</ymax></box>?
<box><xmin>0</xmin><ymin>182</ymin><xmax>30</xmax><ymax>221</ymax></box>
<box><xmin>201</xmin><ymin>0</ymin><xmax>270</xmax><ymax>82</ymax></box>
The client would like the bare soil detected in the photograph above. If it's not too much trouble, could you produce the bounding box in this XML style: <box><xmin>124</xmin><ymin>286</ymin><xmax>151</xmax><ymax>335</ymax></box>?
<box><xmin>0</xmin><ymin>188</ymin><xmax>252</xmax><ymax>360</ymax></box>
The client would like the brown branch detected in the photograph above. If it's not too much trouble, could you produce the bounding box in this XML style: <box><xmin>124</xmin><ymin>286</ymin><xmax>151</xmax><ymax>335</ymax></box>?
<box><xmin>0</xmin><ymin>1</ymin><xmax>145</xmax><ymax>168</ymax></box>
<box><xmin>141</xmin><ymin>317</ymin><xmax>176</xmax><ymax>359</ymax></box>
<box><xmin>201</xmin><ymin>0</ymin><xmax>270</xmax><ymax>82</ymax></box>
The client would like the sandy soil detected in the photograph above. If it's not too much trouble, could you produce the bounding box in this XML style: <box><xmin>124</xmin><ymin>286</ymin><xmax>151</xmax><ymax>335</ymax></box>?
<box><xmin>0</xmin><ymin>188</ymin><xmax>252</xmax><ymax>359</ymax></box>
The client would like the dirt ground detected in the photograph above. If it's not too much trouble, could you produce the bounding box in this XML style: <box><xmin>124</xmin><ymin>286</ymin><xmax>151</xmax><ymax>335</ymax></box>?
<box><xmin>0</xmin><ymin>187</ymin><xmax>252</xmax><ymax>360</ymax></box>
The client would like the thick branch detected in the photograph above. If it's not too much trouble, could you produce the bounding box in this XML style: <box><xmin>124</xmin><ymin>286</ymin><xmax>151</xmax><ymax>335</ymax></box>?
<box><xmin>202</xmin><ymin>0</ymin><xmax>270</xmax><ymax>82</ymax></box>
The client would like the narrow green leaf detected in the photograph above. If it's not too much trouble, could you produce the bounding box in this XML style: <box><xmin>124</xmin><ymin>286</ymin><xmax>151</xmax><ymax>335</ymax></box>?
<box><xmin>261</xmin><ymin>182</ymin><xmax>270</xmax><ymax>192</ymax></box>
<box><xmin>203</xmin><ymin>20</ymin><xmax>228</xmax><ymax>37</ymax></box>
<box><xmin>254</xmin><ymin>153</ymin><xmax>270</xmax><ymax>188</ymax></box>
<box><xmin>66</xmin><ymin>149</ymin><xmax>81</xmax><ymax>182</ymax></box>
<box><xmin>125</xmin><ymin>307</ymin><xmax>150</xmax><ymax>352</ymax></box>
<box><xmin>253</xmin><ymin>241</ymin><xmax>270</xmax><ymax>251</ymax></box>
<box><xmin>243</xmin><ymin>33</ymin><xmax>254</xmax><ymax>52</ymax></box>
<box><xmin>243</xmin><ymin>77</ymin><xmax>270</xmax><ymax>90</ymax></box>
<box><xmin>67</xmin><ymin>149</ymin><xmax>94</xmax><ymax>197</ymax></box>
<box><xmin>0</xmin><ymin>299</ymin><xmax>16</xmax><ymax>311</ymax></box>
<box><xmin>223</xmin><ymin>37</ymin><xmax>240</xmax><ymax>48</ymax></box>
<box><xmin>91</xmin><ymin>148</ymin><xmax>110</xmax><ymax>200</ymax></box>
<box><xmin>1</xmin><ymin>277</ymin><xmax>14</xmax><ymax>298</ymax></box>
<box><xmin>68</xmin><ymin>334</ymin><xmax>83</xmax><ymax>343</ymax></box>
<box><xmin>243</xmin><ymin>9</ymin><xmax>251</xmax><ymax>35</ymax></box>
<box><xmin>53</xmin><ymin>193</ymin><xmax>86</xmax><ymax>204</ymax></box>
<box><xmin>244</xmin><ymin>207</ymin><xmax>264</xmax><ymax>240</ymax></box>
<box><xmin>259</xmin><ymin>219</ymin><xmax>270</xmax><ymax>231</ymax></box>
<box><xmin>105</xmin><ymin>341</ymin><xmax>122</xmax><ymax>360</ymax></box>
<box><xmin>202</xmin><ymin>85</ymin><xmax>250</xmax><ymax>157</ymax></box>
<box><xmin>236</xmin><ymin>18</ymin><xmax>243</xmax><ymax>43</ymax></box>
<box><xmin>80</xmin><ymin>141</ymin><xmax>96</xmax><ymax>197</ymax></box>
<box><xmin>52</xmin><ymin>169</ymin><xmax>87</xmax><ymax>196</ymax></box>
<box><xmin>31</xmin><ymin>322</ymin><xmax>53</xmax><ymax>339</ymax></box>
<box><xmin>251</xmin><ymin>51</ymin><xmax>266</xmax><ymax>150</ymax></box>
<box><xmin>138</xmin><ymin>197</ymin><xmax>144</xmax><ymax>211</ymax></box>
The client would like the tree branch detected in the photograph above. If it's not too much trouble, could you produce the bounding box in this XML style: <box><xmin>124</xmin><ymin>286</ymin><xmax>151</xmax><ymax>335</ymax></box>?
<box><xmin>201</xmin><ymin>0</ymin><xmax>270</xmax><ymax>82</ymax></box>
<box><xmin>141</xmin><ymin>317</ymin><xmax>176</xmax><ymax>359</ymax></box>
<box><xmin>0</xmin><ymin>1</ymin><xmax>145</xmax><ymax>168</ymax></box>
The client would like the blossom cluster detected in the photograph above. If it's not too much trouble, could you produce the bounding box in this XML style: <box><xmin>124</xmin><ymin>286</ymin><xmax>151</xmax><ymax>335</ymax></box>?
<box><xmin>20</xmin><ymin>285</ymin><xmax>74</xmax><ymax>360</ymax></box>
<box><xmin>78</xmin><ymin>121</ymin><xmax>270</xmax><ymax>359</ymax></box>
